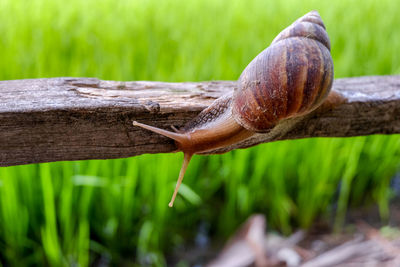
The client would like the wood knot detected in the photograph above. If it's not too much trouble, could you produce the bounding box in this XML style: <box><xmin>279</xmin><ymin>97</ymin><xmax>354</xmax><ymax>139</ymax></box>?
<box><xmin>144</xmin><ymin>100</ymin><xmax>160</xmax><ymax>114</ymax></box>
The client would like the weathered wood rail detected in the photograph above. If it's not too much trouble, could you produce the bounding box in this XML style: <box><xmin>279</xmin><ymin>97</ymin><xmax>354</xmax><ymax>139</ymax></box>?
<box><xmin>0</xmin><ymin>75</ymin><xmax>399</xmax><ymax>166</ymax></box>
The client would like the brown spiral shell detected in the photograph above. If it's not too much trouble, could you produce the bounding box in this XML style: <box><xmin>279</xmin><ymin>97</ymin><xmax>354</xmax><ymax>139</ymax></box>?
<box><xmin>232</xmin><ymin>11</ymin><xmax>334</xmax><ymax>133</ymax></box>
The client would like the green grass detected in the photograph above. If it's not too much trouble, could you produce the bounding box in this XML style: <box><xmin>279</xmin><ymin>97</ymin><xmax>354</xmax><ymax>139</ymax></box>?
<box><xmin>0</xmin><ymin>0</ymin><xmax>399</xmax><ymax>265</ymax></box>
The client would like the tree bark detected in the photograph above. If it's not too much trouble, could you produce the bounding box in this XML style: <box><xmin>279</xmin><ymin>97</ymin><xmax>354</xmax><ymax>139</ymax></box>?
<box><xmin>0</xmin><ymin>75</ymin><xmax>399</xmax><ymax>166</ymax></box>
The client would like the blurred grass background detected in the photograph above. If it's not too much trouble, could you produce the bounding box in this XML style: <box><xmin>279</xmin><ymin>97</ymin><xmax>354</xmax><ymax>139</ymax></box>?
<box><xmin>0</xmin><ymin>0</ymin><xmax>399</xmax><ymax>266</ymax></box>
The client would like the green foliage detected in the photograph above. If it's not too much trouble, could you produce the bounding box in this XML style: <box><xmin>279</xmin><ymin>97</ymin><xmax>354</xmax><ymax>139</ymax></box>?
<box><xmin>0</xmin><ymin>0</ymin><xmax>399</xmax><ymax>265</ymax></box>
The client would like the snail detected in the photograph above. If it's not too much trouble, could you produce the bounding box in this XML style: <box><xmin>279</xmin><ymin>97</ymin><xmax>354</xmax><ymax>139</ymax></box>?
<box><xmin>133</xmin><ymin>10</ymin><xmax>334</xmax><ymax>207</ymax></box>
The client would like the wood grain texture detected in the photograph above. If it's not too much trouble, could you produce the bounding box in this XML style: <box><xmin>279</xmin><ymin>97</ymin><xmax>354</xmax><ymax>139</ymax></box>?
<box><xmin>0</xmin><ymin>76</ymin><xmax>399</xmax><ymax>166</ymax></box>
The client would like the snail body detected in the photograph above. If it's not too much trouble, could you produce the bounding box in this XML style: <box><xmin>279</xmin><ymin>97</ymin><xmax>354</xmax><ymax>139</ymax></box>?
<box><xmin>133</xmin><ymin>11</ymin><xmax>334</xmax><ymax>207</ymax></box>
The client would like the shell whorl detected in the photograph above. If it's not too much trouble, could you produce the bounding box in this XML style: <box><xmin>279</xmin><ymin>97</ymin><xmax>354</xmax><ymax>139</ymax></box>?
<box><xmin>272</xmin><ymin>10</ymin><xmax>331</xmax><ymax>50</ymax></box>
<box><xmin>232</xmin><ymin>11</ymin><xmax>334</xmax><ymax>133</ymax></box>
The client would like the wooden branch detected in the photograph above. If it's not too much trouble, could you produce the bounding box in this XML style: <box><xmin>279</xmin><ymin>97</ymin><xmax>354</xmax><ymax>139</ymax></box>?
<box><xmin>0</xmin><ymin>75</ymin><xmax>399</xmax><ymax>166</ymax></box>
